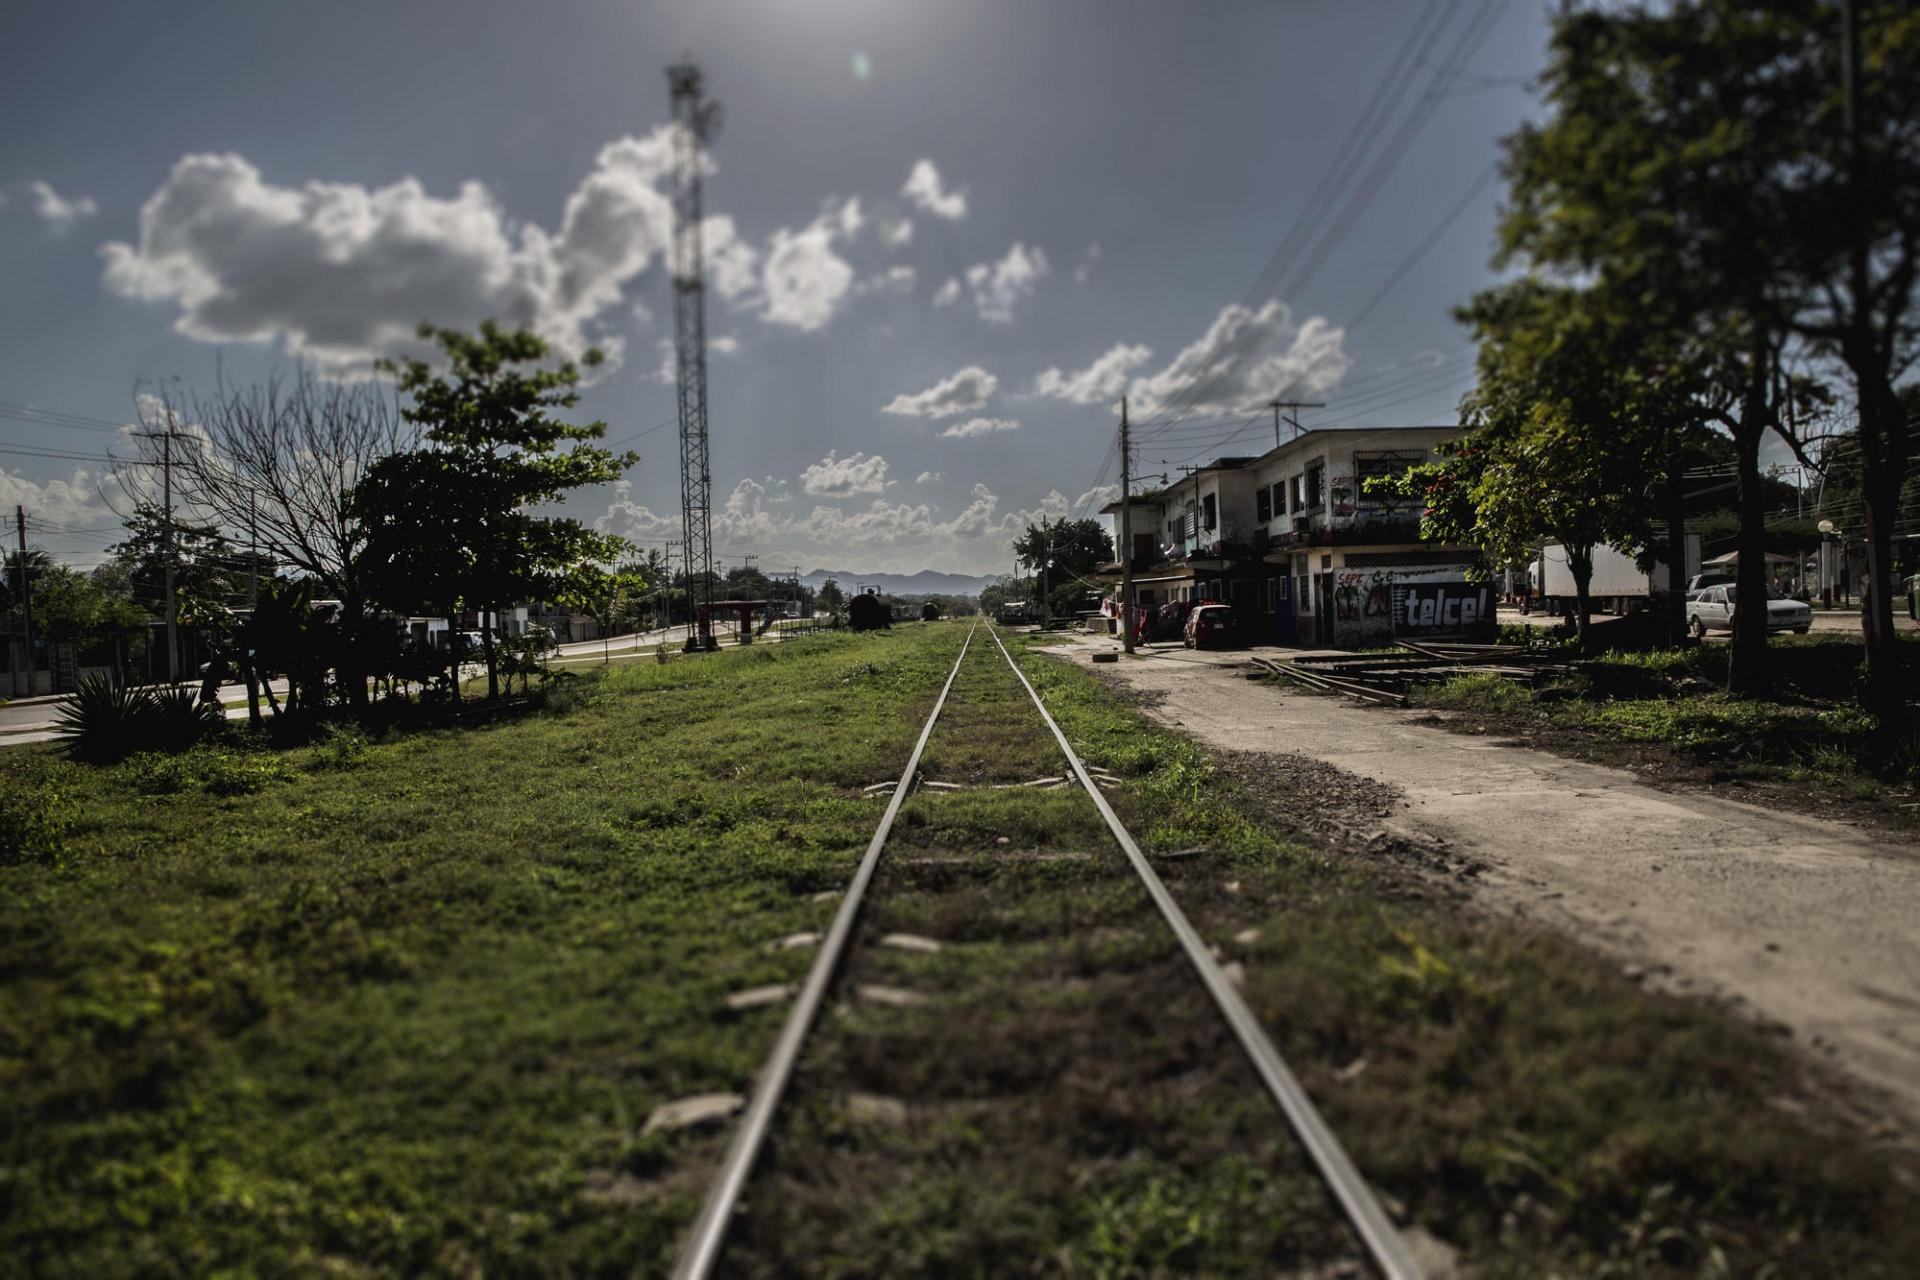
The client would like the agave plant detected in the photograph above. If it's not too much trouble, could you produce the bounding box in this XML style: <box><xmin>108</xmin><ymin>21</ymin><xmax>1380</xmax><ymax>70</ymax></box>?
<box><xmin>146</xmin><ymin>686</ymin><xmax>227</xmax><ymax>753</ymax></box>
<box><xmin>54</xmin><ymin>674</ymin><xmax>223</xmax><ymax>762</ymax></box>
<box><xmin>53</xmin><ymin>673</ymin><xmax>153</xmax><ymax>762</ymax></box>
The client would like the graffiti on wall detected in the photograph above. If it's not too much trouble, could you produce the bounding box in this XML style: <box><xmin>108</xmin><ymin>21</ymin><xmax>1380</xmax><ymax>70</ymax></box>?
<box><xmin>1329</xmin><ymin>474</ymin><xmax>1356</xmax><ymax>519</ymax></box>
<box><xmin>1327</xmin><ymin>563</ymin><xmax>1493</xmax><ymax>645</ymax></box>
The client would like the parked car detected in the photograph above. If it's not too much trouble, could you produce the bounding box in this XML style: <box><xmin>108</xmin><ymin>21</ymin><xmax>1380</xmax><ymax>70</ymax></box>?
<box><xmin>1687</xmin><ymin>584</ymin><xmax>1812</xmax><ymax>636</ymax></box>
<box><xmin>1183</xmin><ymin>603</ymin><xmax>1238</xmax><ymax>648</ymax></box>
<box><xmin>1684</xmin><ymin>572</ymin><xmax>1735</xmax><ymax>600</ymax></box>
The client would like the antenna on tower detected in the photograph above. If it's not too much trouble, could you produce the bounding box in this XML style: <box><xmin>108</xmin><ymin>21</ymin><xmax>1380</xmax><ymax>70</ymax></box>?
<box><xmin>668</xmin><ymin>61</ymin><xmax>722</xmax><ymax>652</ymax></box>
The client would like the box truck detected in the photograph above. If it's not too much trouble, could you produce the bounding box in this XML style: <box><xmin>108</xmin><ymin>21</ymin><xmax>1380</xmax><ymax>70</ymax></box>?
<box><xmin>1531</xmin><ymin>536</ymin><xmax>1701</xmax><ymax>616</ymax></box>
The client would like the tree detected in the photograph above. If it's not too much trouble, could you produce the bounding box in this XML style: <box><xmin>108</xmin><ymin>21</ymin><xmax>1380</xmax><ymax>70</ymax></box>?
<box><xmin>1013</xmin><ymin>517</ymin><xmax>1113</xmax><ymax>609</ymax></box>
<box><xmin>12</xmin><ymin>557</ymin><xmax>146</xmax><ymax>668</ymax></box>
<box><xmin>359</xmin><ymin>322</ymin><xmax>638</xmax><ymax>698</ymax></box>
<box><xmin>724</xmin><ymin>565</ymin><xmax>774</xmax><ymax>599</ymax></box>
<box><xmin>1780</xmin><ymin>1</ymin><xmax>1920</xmax><ymax>703</ymax></box>
<box><xmin>143</xmin><ymin>367</ymin><xmax>412</xmax><ymax>709</ymax></box>
<box><xmin>1497</xmin><ymin>0</ymin><xmax>1840</xmax><ymax>691</ymax></box>
<box><xmin>1381</xmin><ymin>282</ymin><xmax>1679</xmax><ymax>651</ymax></box>
<box><xmin>818</xmin><ymin>578</ymin><xmax>845</xmax><ymax>610</ymax></box>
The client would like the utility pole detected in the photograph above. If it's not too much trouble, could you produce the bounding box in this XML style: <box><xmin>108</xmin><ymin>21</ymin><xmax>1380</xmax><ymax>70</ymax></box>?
<box><xmin>1120</xmin><ymin>397</ymin><xmax>1135</xmax><ymax>654</ymax></box>
<box><xmin>14</xmin><ymin>506</ymin><xmax>32</xmax><ymax>697</ymax></box>
<box><xmin>1268</xmin><ymin>399</ymin><xmax>1326</xmax><ymax>447</ymax></box>
<box><xmin>662</xmin><ymin>540</ymin><xmax>680</xmax><ymax>632</ymax></box>
<box><xmin>247</xmin><ymin>492</ymin><xmax>259</xmax><ymax>611</ymax></box>
<box><xmin>136</xmin><ymin>426</ymin><xmax>184</xmax><ymax>685</ymax></box>
<box><xmin>1039</xmin><ymin>517</ymin><xmax>1052</xmax><ymax>626</ymax></box>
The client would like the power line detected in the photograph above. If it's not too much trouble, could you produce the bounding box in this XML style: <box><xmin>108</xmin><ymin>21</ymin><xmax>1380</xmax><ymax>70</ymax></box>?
<box><xmin>1138</xmin><ymin>0</ymin><xmax>1500</xmax><ymax>433</ymax></box>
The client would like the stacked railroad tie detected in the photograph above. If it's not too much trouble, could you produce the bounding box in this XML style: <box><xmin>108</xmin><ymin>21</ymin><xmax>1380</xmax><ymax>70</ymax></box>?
<box><xmin>1253</xmin><ymin>640</ymin><xmax>1576</xmax><ymax>707</ymax></box>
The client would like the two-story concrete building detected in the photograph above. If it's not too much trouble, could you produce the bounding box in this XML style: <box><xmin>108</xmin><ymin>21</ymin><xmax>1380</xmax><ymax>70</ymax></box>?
<box><xmin>1100</xmin><ymin>426</ymin><xmax>1491</xmax><ymax>647</ymax></box>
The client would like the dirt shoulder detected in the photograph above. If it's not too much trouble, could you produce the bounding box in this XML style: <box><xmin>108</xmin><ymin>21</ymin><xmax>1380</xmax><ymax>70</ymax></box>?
<box><xmin>1049</xmin><ymin>634</ymin><xmax>1920</xmax><ymax>1138</ymax></box>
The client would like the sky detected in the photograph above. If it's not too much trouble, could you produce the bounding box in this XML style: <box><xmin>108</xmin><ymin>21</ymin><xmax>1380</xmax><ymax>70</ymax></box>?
<box><xmin>0</xmin><ymin>0</ymin><xmax>1554</xmax><ymax>578</ymax></box>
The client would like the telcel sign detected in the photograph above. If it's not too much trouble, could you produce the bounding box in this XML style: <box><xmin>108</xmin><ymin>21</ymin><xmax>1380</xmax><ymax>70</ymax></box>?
<box><xmin>1396</xmin><ymin>583</ymin><xmax>1491</xmax><ymax>634</ymax></box>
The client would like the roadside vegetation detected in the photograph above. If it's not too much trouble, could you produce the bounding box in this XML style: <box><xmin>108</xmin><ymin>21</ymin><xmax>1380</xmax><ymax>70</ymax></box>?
<box><xmin>1414</xmin><ymin>634</ymin><xmax>1920</xmax><ymax>825</ymax></box>
<box><xmin>5</xmin><ymin>623</ymin><xmax>1918</xmax><ymax>1276</ymax></box>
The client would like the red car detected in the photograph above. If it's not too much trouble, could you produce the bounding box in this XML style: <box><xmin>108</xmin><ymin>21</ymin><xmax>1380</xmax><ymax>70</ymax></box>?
<box><xmin>1183</xmin><ymin>603</ymin><xmax>1237</xmax><ymax>648</ymax></box>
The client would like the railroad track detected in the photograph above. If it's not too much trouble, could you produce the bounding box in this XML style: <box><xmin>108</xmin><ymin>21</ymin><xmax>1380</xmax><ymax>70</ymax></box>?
<box><xmin>668</xmin><ymin>622</ymin><xmax>1423</xmax><ymax>1279</ymax></box>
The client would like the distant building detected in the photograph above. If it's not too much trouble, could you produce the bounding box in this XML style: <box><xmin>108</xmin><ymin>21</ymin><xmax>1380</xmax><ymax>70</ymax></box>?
<box><xmin>1098</xmin><ymin>426</ymin><xmax>1490</xmax><ymax>646</ymax></box>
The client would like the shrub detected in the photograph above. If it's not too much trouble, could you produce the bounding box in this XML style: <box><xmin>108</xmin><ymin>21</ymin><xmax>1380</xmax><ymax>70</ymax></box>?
<box><xmin>120</xmin><ymin>747</ymin><xmax>294</xmax><ymax>797</ymax></box>
<box><xmin>1425</xmin><ymin>672</ymin><xmax>1534</xmax><ymax>715</ymax></box>
<box><xmin>55</xmin><ymin>674</ymin><xmax>224</xmax><ymax>763</ymax></box>
<box><xmin>0</xmin><ymin>757</ymin><xmax>72</xmax><ymax>866</ymax></box>
<box><xmin>311</xmin><ymin>723</ymin><xmax>370</xmax><ymax>771</ymax></box>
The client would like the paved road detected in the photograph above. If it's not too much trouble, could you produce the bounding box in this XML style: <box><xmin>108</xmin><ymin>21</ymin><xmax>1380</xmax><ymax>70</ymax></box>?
<box><xmin>1</xmin><ymin>618</ymin><xmax>823</xmax><ymax>747</ymax></box>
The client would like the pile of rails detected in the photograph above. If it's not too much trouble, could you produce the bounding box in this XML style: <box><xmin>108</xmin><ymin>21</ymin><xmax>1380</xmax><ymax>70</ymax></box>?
<box><xmin>1251</xmin><ymin>640</ymin><xmax>1575</xmax><ymax>707</ymax></box>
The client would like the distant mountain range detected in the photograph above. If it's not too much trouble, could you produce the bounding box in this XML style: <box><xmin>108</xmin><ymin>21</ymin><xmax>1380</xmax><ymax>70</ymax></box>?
<box><xmin>797</xmin><ymin>568</ymin><xmax>997</xmax><ymax>597</ymax></box>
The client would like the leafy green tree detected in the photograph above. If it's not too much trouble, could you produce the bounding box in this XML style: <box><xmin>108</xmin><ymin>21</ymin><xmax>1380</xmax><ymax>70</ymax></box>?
<box><xmin>818</xmin><ymin>578</ymin><xmax>845</xmax><ymax>610</ymax></box>
<box><xmin>359</xmin><ymin>322</ymin><xmax>638</xmax><ymax>698</ymax></box>
<box><xmin>724</xmin><ymin>566</ymin><xmax>774</xmax><ymax>599</ymax></box>
<box><xmin>14</xmin><ymin>559</ymin><xmax>147</xmax><ymax>660</ymax></box>
<box><xmin>1379</xmin><ymin>282</ymin><xmax>1680</xmax><ymax>650</ymax></box>
<box><xmin>1013</xmin><ymin>517</ymin><xmax>1113</xmax><ymax>611</ymax></box>
<box><xmin>1494</xmin><ymin>0</ymin><xmax>1842</xmax><ymax>690</ymax></box>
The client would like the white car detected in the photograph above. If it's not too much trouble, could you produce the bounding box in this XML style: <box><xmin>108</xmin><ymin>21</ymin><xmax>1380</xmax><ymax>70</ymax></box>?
<box><xmin>1688</xmin><ymin>584</ymin><xmax>1812</xmax><ymax>637</ymax></box>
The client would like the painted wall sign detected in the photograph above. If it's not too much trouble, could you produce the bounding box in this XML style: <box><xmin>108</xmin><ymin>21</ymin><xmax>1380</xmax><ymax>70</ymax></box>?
<box><xmin>1393</xmin><ymin>582</ymin><xmax>1494</xmax><ymax>638</ymax></box>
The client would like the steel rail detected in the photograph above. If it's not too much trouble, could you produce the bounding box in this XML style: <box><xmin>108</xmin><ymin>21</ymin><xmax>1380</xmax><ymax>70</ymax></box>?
<box><xmin>984</xmin><ymin>626</ymin><xmax>1425</xmax><ymax>1280</ymax></box>
<box><xmin>669</xmin><ymin>621</ymin><xmax>980</xmax><ymax>1280</ymax></box>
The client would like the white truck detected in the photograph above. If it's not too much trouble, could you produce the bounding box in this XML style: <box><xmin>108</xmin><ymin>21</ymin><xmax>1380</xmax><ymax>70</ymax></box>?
<box><xmin>1532</xmin><ymin>537</ymin><xmax>1701</xmax><ymax>616</ymax></box>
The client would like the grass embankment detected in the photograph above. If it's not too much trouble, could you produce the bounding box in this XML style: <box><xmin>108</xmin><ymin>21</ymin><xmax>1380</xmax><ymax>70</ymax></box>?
<box><xmin>1418</xmin><ymin>634</ymin><xmax>1920</xmax><ymax>820</ymax></box>
<box><xmin>2</xmin><ymin>624</ymin><xmax>1916</xmax><ymax>1276</ymax></box>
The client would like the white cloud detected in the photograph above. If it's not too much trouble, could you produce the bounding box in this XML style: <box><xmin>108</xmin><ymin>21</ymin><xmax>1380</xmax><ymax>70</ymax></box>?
<box><xmin>914</xmin><ymin>470</ymin><xmax>943</xmax><ymax>485</ymax></box>
<box><xmin>800</xmin><ymin>450</ymin><xmax>892</xmax><ymax>497</ymax></box>
<box><xmin>880</xmin><ymin>216</ymin><xmax>913</xmax><ymax>247</ymax></box>
<box><xmin>757</xmin><ymin>209</ymin><xmax>856</xmax><ymax>332</ymax></box>
<box><xmin>1126</xmin><ymin>300</ymin><xmax>1349</xmax><ymax>417</ymax></box>
<box><xmin>834</xmin><ymin>196</ymin><xmax>864</xmax><ymax>239</ymax></box>
<box><xmin>1073</xmin><ymin>240</ymin><xmax>1102</xmax><ymax>285</ymax></box>
<box><xmin>881</xmin><ymin>365</ymin><xmax>998</xmax><ymax>418</ymax></box>
<box><xmin>1</xmin><ymin>465</ymin><xmax>111</xmax><ymax>532</ymax></box>
<box><xmin>702</xmin><ymin>214</ymin><xmax>760</xmax><ymax>302</ymax></box>
<box><xmin>31</xmin><ymin>181</ymin><xmax>97</xmax><ymax>232</ymax></box>
<box><xmin>933</xmin><ymin>241</ymin><xmax>1048</xmax><ymax>323</ymax></box>
<box><xmin>630</xmin><ymin>300</ymin><xmax>654</xmax><ymax>324</ymax></box>
<box><xmin>100</xmin><ymin>131</ymin><xmax>682</xmax><ymax>374</ymax></box>
<box><xmin>596</xmin><ymin>465</ymin><xmax>1111</xmax><ymax>576</ymax></box>
<box><xmin>900</xmin><ymin>159</ymin><xmax>967</xmax><ymax>220</ymax></box>
<box><xmin>941</xmin><ymin>416</ymin><xmax>1020</xmax><ymax>439</ymax></box>
<box><xmin>1033</xmin><ymin>342</ymin><xmax>1153</xmax><ymax>407</ymax></box>
<box><xmin>649</xmin><ymin>331</ymin><xmax>738</xmax><ymax>382</ymax></box>
<box><xmin>854</xmin><ymin>264</ymin><xmax>916</xmax><ymax>297</ymax></box>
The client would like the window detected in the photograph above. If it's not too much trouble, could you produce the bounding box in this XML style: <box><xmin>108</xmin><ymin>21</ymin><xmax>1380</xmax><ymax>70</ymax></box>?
<box><xmin>1256</xmin><ymin>485</ymin><xmax>1272</xmax><ymax>523</ymax></box>
<box><xmin>1201</xmin><ymin>493</ymin><xmax>1217</xmax><ymax>531</ymax></box>
<box><xmin>1306</xmin><ymin>464</ymin><xmax>1325</xmax><ymax>509</ymax></box>
<box><xmin>1291</xmin><ymin>474</ymin><xmax>1305</xmax><ymax>510</ymax></box>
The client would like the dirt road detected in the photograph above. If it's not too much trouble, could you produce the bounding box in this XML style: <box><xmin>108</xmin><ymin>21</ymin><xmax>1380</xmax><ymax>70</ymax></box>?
<box><xmin>1053</xmin><ymin>635</ymin><xmax>1920</xmax><ymax>1133</ymax></box>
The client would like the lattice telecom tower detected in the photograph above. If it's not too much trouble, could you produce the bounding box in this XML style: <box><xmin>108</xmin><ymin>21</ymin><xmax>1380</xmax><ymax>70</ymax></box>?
<box><xmin>669</xmin><ymin>62</ymin><xmax>721</xmax><ymax>651</ymax></box>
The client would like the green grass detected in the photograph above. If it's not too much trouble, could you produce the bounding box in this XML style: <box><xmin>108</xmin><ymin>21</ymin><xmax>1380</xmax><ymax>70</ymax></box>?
<box><xmin>1417</xmin><ymin>634</ymin><xmax>1920</xmax><ymax>788</ymax></box>
<box><xmin>2</xmin><ymin>623</ymin><xmax>1916</xmax><ymax>1277</ymax></box>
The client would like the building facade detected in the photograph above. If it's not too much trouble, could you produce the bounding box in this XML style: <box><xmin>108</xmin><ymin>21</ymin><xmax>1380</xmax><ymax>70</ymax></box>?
<box><xmin>1101</xmin><ymin>426</ymin><xmax>1492</xmax><ymax>647</ymax></box>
